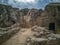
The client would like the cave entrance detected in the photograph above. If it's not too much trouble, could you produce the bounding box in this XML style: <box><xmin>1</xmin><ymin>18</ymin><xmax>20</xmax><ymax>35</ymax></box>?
<box><xmin>49</xmin><ymin>23</ymin><xmax>55</xmax><ymax>32</ymax></box>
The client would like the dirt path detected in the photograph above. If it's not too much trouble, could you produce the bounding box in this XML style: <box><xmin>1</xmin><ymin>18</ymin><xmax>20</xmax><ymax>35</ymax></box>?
<box><xmin>1</xmin><ymin>28</ymin><xmax>33</xmax><ymax>45</ymax></box>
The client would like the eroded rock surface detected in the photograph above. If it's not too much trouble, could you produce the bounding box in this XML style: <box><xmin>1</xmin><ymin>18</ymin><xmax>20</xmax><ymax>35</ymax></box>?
<box><xmin>26</xmin><ymin>26</ymin><xmax>60</xmax><ymax>45</ymax></box>
<box><xmin>0</xmin><ymin>4</ymin><xmax>20</xmax><ymax>44</ymax></box>
<box><xmin>0</xmin><ymin>4</ymin><xmax>20</xmax><ymax>28</ymax></box>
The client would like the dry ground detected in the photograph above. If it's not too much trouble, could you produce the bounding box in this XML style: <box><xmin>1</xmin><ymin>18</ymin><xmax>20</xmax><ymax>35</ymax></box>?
<box><xmin>1</xmin><ymin>28</ymin><xmax>33</xmax><ymax>45</ymax></box>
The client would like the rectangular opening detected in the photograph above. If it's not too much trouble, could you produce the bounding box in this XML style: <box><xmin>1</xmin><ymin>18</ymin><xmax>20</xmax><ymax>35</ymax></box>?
<box><xmin>49</xmin><ymin>23</ymin><xmax>55</xmax><ymax>31</ymax></box>
<box><xmin>57</xmin><ymin>6</ymin><xmax>60</xmax><ymax>11</ymax></box>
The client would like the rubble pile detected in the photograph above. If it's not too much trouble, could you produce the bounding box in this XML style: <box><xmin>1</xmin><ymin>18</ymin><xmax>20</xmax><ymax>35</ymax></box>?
<box><xmin>26</xmin><ymin>26</ymin><xmax>60</xmax><ymax>45</ymax></box>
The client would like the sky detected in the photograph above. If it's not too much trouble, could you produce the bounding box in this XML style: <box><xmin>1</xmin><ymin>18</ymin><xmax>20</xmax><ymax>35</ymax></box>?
<box><xmin>0</xmin><ymin>0</ymin><xmax>60</xmax><ymax>9</ymax></box>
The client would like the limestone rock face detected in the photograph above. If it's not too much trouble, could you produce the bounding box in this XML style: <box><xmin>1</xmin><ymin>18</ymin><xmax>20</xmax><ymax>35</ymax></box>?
<box><xmin>0</xmin><ymin>4</ymin><xmax>20</xmax><ymax>28</ymax></box>
<box><xmin>0</xmin><ymin>4</ymin><xmax>21</xmax><ymax>44</ymax></box>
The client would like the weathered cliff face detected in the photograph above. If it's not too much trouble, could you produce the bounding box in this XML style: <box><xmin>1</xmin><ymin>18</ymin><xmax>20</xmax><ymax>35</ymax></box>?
<box><xmin>45</xmin><ymin>3</ymin><xmax>60</xmax><ymax>33</ymax></box>
<box><xmin>0</xmin><ymin>4</ymin><xmax>20</xmax><ymax>28</ymax></box>
<box><xmin>20</xmin><ymin>9</ymin><xmax>41</xmax><ymax>28</ymax></box>
<box><xmin>19</xmin><ymin>9</ymin><xmax>47</xmax><ymax>28</ymax></box>
<box><xmin>21</xmin><ymin>9</ymin><xmax>48</xmax><ymax>28</ymax></box>
<box><xmin>0</xmin><ymin>4</ymin><xmax>21</xmax><ymax>44</ymax></box>
<box><xmin>0</xmin><ymin>4</ymin><xmax>53</xmax><ymax>29</ymax></box>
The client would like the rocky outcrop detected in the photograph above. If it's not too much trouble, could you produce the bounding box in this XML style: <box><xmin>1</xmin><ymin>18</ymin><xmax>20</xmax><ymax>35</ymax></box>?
<box><xmin>0</xmin><ymin>4</ymin><xmax>20</xmax><ymax>44</ymax></box>
<box><xmin>0</xmin><ymin>4</ymin><xmax>20</xmax><ymax>28</ymax></box>
<box><xmin>26</xmin><ymin>26</ymin><xmax>60</xmax><ymax>45</ymax></box>
<box><xmin>45</xmin><ymin>3</ymin><xmax>60</xmax><ymax>33</ymax></box>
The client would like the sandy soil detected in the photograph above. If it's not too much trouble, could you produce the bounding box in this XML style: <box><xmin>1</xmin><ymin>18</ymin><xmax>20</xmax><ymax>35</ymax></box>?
<box><xmin>1</xmin><ymin>28</ymin><xmax>33</xmax><ymax>45</ymax></box>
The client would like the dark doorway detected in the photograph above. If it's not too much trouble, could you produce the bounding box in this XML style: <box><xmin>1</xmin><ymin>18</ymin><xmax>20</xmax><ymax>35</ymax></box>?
<box><xmin>49</xmin><ymin>23</ymin><xmax>55</xmax><ymax>32</ymax></box>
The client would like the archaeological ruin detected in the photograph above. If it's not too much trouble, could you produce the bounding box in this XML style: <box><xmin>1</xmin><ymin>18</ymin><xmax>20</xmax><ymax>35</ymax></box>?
<box><xmin>0</xmin><ymin>2</ymin><xmax>60</xmax><ymax>45</ymax></box>
<box><xmin>45</xmin><ymin>3</ymin><xmax>60</xmax><ymax>33</ymax></box>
